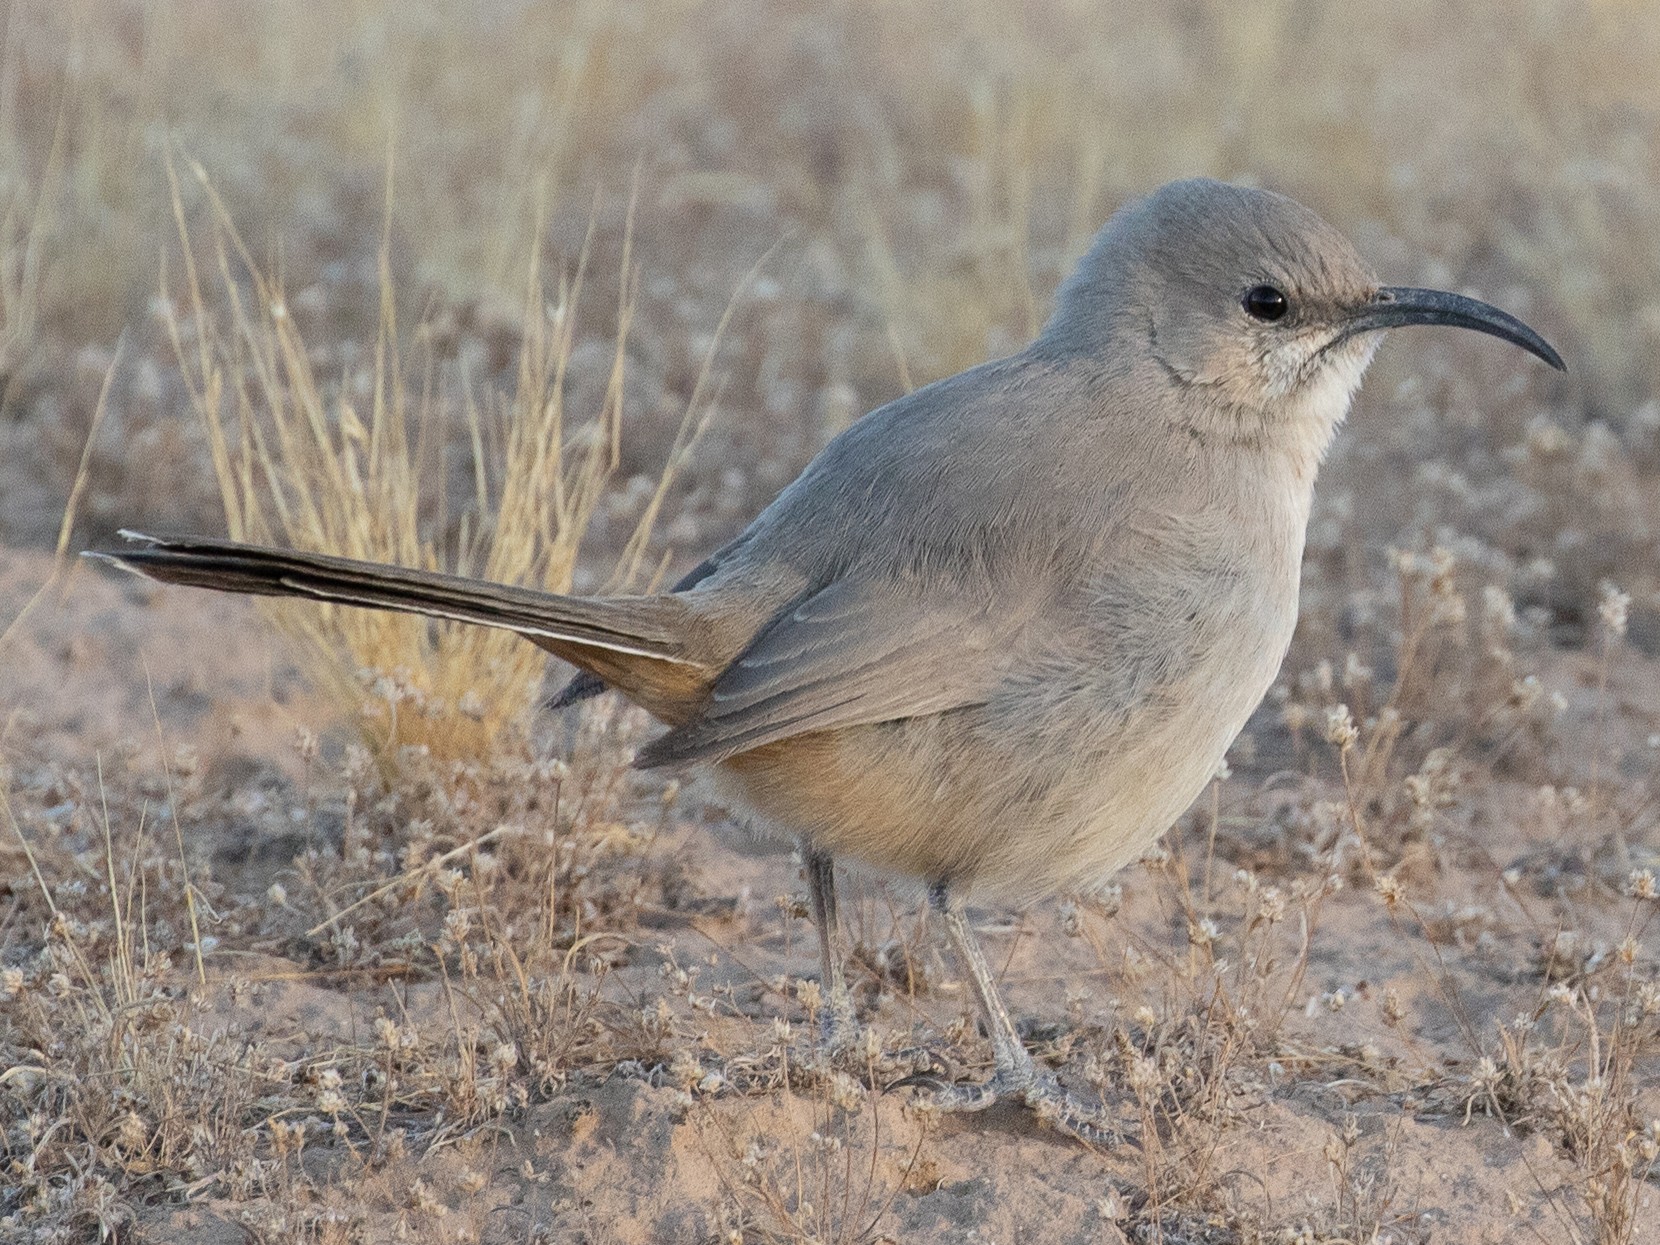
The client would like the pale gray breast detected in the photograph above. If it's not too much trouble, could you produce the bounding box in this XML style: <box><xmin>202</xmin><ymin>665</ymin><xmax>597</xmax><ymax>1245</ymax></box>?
<box><xmin>1098</xmin><ymin>502</ymin><xmax>1289</xmax><ymax>685</ymax></box>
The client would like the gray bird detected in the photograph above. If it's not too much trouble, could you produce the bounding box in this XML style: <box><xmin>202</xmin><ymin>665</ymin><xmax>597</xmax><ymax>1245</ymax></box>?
<box><xmin>90</xmin><ymin>178</ymin><xmax>1563</xmax><ymax>1142</ymax></box>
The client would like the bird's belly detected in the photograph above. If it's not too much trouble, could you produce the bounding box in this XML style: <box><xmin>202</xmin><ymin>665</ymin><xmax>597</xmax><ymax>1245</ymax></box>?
<box><xmin>711</xmin><ymin>586</ymin><xmax>1293</xmax><ymax>902</ymax></box>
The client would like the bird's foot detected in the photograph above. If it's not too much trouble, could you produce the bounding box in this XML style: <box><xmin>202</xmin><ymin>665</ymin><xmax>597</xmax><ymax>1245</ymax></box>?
<box><xmin>774</xmin><ymin>985</ymin><xmax>881</xmax><ymax>1085</ymax></box>
<box><xmin>901</xmin><ymin>1060</ymin><xmax>1123</xmax><ymax>1146</ymax></box>
<box><xmin>816</xmin><ymin>990</ymin><xmax>865</xmax><ymax>1063</ymax></box>
<box><xmin>1017</xmin><ymin>1071</ymin><xmax>1125</xmax><ymax>1147</ymax></box>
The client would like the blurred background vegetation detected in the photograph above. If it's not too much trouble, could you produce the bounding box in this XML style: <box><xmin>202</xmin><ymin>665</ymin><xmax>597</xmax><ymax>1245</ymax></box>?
<box><xmin>4</xmin><ymin>7</ymin><xmax>1658</xmax><ymax>1239</ymax></box>
<box><xmin>3</xmin><ymin>0</ymin><xmax>1655</xmax><ymax>524</ymax></box>
<box><xmin>4</xmin><ymin>0</ymin><xmax>1660</xmax><ymax>716</ymax></box>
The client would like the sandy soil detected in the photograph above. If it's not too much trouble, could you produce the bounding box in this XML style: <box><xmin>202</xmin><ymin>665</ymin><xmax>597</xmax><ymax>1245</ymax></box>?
<box><xmin>5</xmin><ymin>543</ymin><xmax>1656</xmax><ymax>1243</ymax></box>
<box><xmin>4</xmin><ymin>4</ymin><xmax>1660</xmax><ymax>1239</ymax></box>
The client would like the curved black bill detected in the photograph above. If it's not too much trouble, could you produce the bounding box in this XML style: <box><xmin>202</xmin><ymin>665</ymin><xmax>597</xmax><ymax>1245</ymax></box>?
<box><xmin>1342</xmin><ymin>286</ymin><xmax>1565</xmax><ymax>372</ymax></box>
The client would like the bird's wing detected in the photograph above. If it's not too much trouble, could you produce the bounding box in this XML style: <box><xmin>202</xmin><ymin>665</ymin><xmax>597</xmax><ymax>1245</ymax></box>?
<box><xmin>633</xmin><ymin>574</ymin><xmax>1025</xmax><ymax>768</ymax></box>
<box><xmin>546</xmin><ymin>539</ymin><xmax>747</xmax><ymax>708</ymax></box>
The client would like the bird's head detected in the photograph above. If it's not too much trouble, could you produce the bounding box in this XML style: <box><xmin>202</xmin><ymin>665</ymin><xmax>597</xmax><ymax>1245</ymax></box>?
<box><xmin>1047</xmin><ymin>178</ymin><xmax>1563</xmax><ymax>466</ymax></box>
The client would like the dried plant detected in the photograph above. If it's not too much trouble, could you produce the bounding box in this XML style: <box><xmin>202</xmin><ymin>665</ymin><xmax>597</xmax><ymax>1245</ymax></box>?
<box><xmin>159</xmin><ymin>158</ymin><xmax>710</xmax><ymax>772</ymax></box>
<box><xmin>5</xmin><ymin>2</ymin><xmax>1660</xmax><ymax>1242</ymax></box>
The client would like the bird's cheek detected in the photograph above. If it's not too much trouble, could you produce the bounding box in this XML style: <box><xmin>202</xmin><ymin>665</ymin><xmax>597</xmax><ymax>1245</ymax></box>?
<box><xmin>1277</xmin><ymin>338</ymin><xmax>1382</xmax><ymax>451</ymax></box>
<box><xmin>1258</xmin><ymin>342</ymin><xmax>1312</xmax><ymax>401</ymax></box>
<box><xmin>1181</xmin><ymin>337</ymin><xmax>1260</xmax><ymax>390</ymax></box>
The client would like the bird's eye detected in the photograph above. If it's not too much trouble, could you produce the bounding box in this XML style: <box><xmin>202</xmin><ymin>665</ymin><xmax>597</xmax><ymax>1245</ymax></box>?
<box><xmin>1242</xmin><ymin>284</ymin><xmax>1289</xmax><ymax>322</ymax></box>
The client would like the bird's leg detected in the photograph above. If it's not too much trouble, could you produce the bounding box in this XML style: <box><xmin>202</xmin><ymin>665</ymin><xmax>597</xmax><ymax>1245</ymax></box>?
<box><xmin>933</xmin><ymin>887</ymin><xmax>1032</xmax><ymax>1084</ymax></box>
<box><xmin>804</xmin><ymin>846</ymin><xmax>862</xmax><ymax>1055</ymax></box>
<box><xmin>925</xmin><ymin>884</ymin><xmax>1119</xmax><ymax>1144</ymax></box>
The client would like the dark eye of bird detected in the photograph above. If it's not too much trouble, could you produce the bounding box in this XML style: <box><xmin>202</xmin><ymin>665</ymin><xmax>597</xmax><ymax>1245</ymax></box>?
<box><xmin>1242</xmin><ymin>284</ymin><xmax>1289</xmax><ymax>321</ymax></box>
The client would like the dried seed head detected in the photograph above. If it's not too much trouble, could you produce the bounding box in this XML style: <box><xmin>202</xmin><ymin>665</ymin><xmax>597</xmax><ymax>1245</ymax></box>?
<box><xmin>1256</xmin><ymin>886</ymin><xmax>1286</xmax><ymax>924</ymax></box>
<box><xmin>1471</xmin><ymin>1056</ymin><xmax>1502</xmax><ymax>1094</ymax></box>
<box><xmin>859</xmin><ymin>1025</ymin><xmax>882</xmax><ymax>1062</ymax></box>
<box><xmin>1381</xmin><ymin>989</ymin><xmax>1406</xmax><ymax>1025</ymax></box>
<box><xmin>828</xmin><ymin>1071</ymin><xmax>864</xmax><ymax>1112</ymax></box>
<box><xmin>1482</xmin><ymin>585</ymin><xmax>1517</xmax><ymax>634</ymax></box>
<box><xmin>1342</xmin><ymin>651</ymin><xmax>1373</xmax><ymax>690</ymax></box>
<box><xmin>1058</xmin><ymin>901</ymin><xmax>1083</xmax><ymax>938</ymax></box>
<box><xmin>1187</xmin><ymin>917</ymin><xmax>1218</xmax><ymax>948</ymax></box>
<box><xmin>408</xmin><ymin>1178</ymin><xmax>444</xmax><ymax>1216</ymax></box>
<box><xmin>1598</xmin><ymin>582</ymin><xmax>1631</xmax><ymax>637</ymax></box>
<box><xmin>1127</xmin><ymin>1056</ymin><xmax>1162</xmax><ymax>1096</ymax></box>
<box><xmin>667</xmin><ymin>1049</ymin><xmax>702</xmax><ymax>1089</ymax></box>
<box><xmin>1324</xmin><ymin>704</ymin><xmax>1359</xmax><ymax>752</ymax></box>
<box><xmin>116</xmin><ymin>1110</ymin><xmax>148</xmax><ymax>1154</ymax></box>
<box><xmin>1139</xmin><ymin>841</ymin><xmax>1172</xmax><ymax>870</ymax></box>
<box><xmin>1374</xmin><ymin>875</ymin><xmax>1405</xmax><ymax>910</ymax></box>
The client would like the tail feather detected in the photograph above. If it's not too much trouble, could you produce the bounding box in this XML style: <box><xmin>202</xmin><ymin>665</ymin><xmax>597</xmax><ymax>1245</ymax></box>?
<box><xmin>87</xmin><ymin>531</ymin><xmax>706</xmax><ymax>668</ymax></box>
<box><xmin>547</xmin><ymin>670</ymin><xmax>608</xmax><ymax>710</ymax></box>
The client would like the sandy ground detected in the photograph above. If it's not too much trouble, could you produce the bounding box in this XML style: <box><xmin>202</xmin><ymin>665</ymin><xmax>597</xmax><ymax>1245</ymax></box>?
<box><xmin>4</xmin><ymin>6</ymin><xmax>1660</xmax><ymax>1238</ymax></box>
<box><xmin>5</xmin><ymin>542</ymin><xmax>1656</xmax><ymax>1243</ymax></box>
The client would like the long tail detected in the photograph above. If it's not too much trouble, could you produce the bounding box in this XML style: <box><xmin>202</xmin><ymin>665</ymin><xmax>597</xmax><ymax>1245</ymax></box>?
<box><xmin>86</xmin><ymin>531</ymin><xmax>715</xmax><ymax>716</ymax></box>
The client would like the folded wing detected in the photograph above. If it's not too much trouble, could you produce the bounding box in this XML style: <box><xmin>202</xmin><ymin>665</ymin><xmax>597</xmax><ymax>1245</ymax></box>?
<box><xmin>636</xmin><ymin>573</ymin><xmax>1028</xmax><ymax>767</ymax></box>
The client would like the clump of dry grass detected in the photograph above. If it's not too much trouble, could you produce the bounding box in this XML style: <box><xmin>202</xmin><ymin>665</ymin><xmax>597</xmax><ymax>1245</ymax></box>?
<box><xmin>3</xmin><ymin>757</ymin><xmax>247</xmax><ymax>1239</ymax></box>
<box><xmin>1047</xmin><ymin>841</ymin><xmax>1361</xmax><ymax>1236</ymax></box>
<box><xmin>1280</xmin><ymin>574</ymin><xmax>1660</xmax><ymax>1245</ymax></box>
<box><xmin>8</xmin><ymin>0</ymin><xmax>1660</xmax><ymax>1240</ymax></box>
<box><xmin>160</xmin><ymin>156</ymin><xmax>711</xmax><ymax>772</ymax></box>
<box><xmin>0</xmin><ymin>702</ymin><xmax>698</xmax><ymax>1240</ymax></box>
<box><xmin>1444</xmin><ymin>874</ymin><xmax>1660</xmax><ymax>1245</ymax></box>
<box><xmin>0</xmin><ymin>107</ymin><xmax>58</xmax><ymax>404</ymax></box>
<box><xmin>698</xmin><ymin>1087</ymin><xmax>921</xmax><ymax>1245</ymax></box>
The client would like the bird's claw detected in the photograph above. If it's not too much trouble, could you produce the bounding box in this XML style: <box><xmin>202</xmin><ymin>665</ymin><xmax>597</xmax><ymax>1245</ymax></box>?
<box><xmin>901</xmin><ymin>1063</ymin><xmax>1125</xmax><ymax>1146</ymax></box>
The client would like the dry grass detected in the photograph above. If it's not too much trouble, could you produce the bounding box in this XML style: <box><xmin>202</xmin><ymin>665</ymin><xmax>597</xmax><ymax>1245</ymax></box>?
<box><xmin>160</xmin><ymin>154</ymin><xmax>713</xmax><ymax>770</ymax></box>
<box><xmin>3</xmin><ymin>1</ymin><xmax>1660</xmax><ymax>1242</ymax></box>
<box><xmin>0</xmin><ymin>702</ymin><xmax>685</xmax><ymax>1238</ymax></box>
<box><xmin>0</xmin><ymin>97</ymin><xmax>58</xmax><ymax>404</ymax></box>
